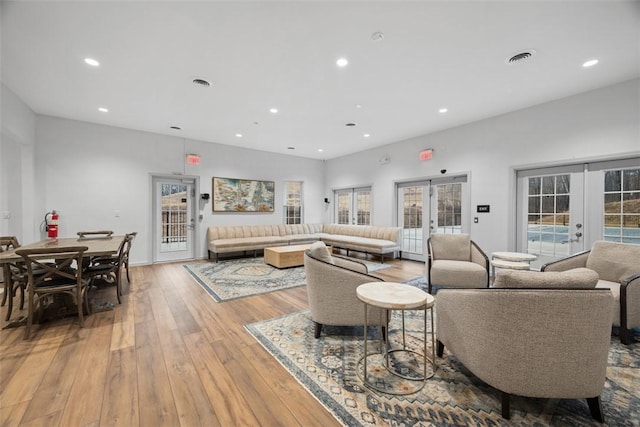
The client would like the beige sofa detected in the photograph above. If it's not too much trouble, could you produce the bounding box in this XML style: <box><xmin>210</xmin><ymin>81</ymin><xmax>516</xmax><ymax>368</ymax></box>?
<box><xmin>542</xmin><ymin>240</ymin><xmax>640</xmax><ymax>345</ymax></box>
<box><xmin>207</xmin><ymin>223</ymin><xmax>402</xmax><ymax>262</ymax></box>
<box><xmin>437</xmin><ymin>268</ymin><xmax>613</xmax><ymax>421</ymax></box>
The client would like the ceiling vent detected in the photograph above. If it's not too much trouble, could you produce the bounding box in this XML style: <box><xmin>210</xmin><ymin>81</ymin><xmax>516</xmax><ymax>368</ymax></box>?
<box><xmin>192</xmin><ymin>78</ymin><xmax>211</xmax><ymax>87</ymax></box>
<box><xmin>506</xmin><ymin>50</ymin><xmax>536</xmax><ymax>65</ymax></box>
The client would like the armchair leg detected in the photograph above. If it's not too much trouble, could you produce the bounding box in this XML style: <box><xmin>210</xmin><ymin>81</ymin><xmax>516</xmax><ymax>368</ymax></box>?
<box><xmin>501</xmin><ymin>392</ymin><xmax>511</xmax><ymax>419</ymax></box>
<box><xmin>436</xmin><ymin>340</ymin><xmax>445</xmax><ymax>357</ymax></box>
<box><xmin>314</xmin><ymin>322</ymin><xmax>323</xmax><ymax>338</ymax></box>
<box><xmin>619</xmin><ymin>327</ymin><xmax>633</xmax><ymax>345</ymax></box>
<box><xmin>586</xmin><ymin>396</ymin><xmax>604</xmax><ymax>423</ymax></box>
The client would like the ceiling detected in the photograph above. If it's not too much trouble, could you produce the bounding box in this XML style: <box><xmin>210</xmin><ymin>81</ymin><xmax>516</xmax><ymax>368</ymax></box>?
<box><xmin>2</xmin><ymin>1</ymin><xmax>639</xmax><ymax>160</ymax></box>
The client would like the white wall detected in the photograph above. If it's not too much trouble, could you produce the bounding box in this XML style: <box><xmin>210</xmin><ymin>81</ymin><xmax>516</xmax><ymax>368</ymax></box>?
<box><xmin>325</xmin><ymin>78</ymin><xmax>640</xmax><ymax>256</ymax></box>
<box><xmin>34</xmin><ymin>116</ymin><xmax>325</xmax><ymax>264</ymax></box>
<box><xmin>0</xmin><ymin>83</ymin><xmax>36</xmax><ymax>242</ymax></box>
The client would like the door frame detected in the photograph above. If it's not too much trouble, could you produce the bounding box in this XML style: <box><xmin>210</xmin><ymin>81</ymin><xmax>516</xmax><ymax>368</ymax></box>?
<box><xmin>150</xmin><ymin>174</ymin><xmax>200</xmax><ymax>263</ymax></box>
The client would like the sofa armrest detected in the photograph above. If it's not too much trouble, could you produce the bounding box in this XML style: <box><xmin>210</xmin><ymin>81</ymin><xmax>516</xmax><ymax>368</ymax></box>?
<box><xmin>470</xmin><ymin>240</ymin><xmax>490</xmax><ymax>287</ymax></box>
<box><xmin>541</xmin><ymin>250</ymin><xmax>590</xmax><ymax>271</ymax></box>
<box><xmin>621</xmin><ymin>273</ymin><xmax>640</xmax><ymax>330</ymax></box>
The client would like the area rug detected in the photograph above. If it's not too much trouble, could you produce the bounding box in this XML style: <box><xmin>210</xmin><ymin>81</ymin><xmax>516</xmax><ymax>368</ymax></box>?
<box><xmin>184</xmin><ymin>257</ymin><xmax>391</xmax><ymax>302</ymax></box>
<box><xmin>246</xmin><ymin>309</ymin><xmax>640</xmax><ymax>426</ymax></box>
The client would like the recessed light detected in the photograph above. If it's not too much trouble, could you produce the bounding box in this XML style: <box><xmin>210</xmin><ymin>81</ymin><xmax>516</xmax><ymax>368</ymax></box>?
<box><xmin>84</xmin><ymin>58</ymin><xmax>100</xmax><ymax>67</ymax></box>
<box><xmin>583</xmin><ymin>59</ymin><xmax>599</xmax><ymax>68</ymax></box>
<box><xmin>235</xmin><ymin>133</ymin><xmax>243</xmax><ymax>138</ymax></box>
<box><xmin>355</xmin><ymin>104</ymin><xmax>362</xmax><ymax>109</ymax></box>
<box><xmin>269</xmin><ymin>108</ymin><xmax>278</xmax><ymax>114</ymax></box>
<box><xmin>336</xmin><ymin>57</ymin><xmax>349</xmax><ymax>67</ymax></box>
<box><xmin>345</xmin><ymin>123</ymin><xmax>357</xmax><ymax>127</ymax></box>
<box><xmin>98</xmin><ymin>107</ymin><xmax>109</xmax><ymax>113</ymax></box>
<box><xmin>371</xmin><ymin>32</ymin><xmax>384</xmax><ymax>41</ymax></box>
<box><xmin>363</xmin><ymin>134</ymin><xmax>370</xmax><ymax>138</ymax></box>
<box><xmin>170</xmin><ymin>126</ymin><xmax>182</xmax><ymax>131</ymax></box>
<box><xmin>439</xmin><ymin>108</ymin><xmax>448</xmax><ymax>113</ymax></box>
<box><xmin>318</xmin><ymin>149</ymin><xmax>324</xmax><ymax>152</ymax></box>
<box><xmin>287</xmin><ymin>146</ymin><xmax>296</xmax><ymax>150</ymax></box>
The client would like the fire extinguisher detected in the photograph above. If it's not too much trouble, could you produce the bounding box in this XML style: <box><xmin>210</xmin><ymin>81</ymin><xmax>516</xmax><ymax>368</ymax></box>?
<box><xmin>45</xmin><ymin>210</ymin><xmax>59</xmax><ymax>239</ymax></box>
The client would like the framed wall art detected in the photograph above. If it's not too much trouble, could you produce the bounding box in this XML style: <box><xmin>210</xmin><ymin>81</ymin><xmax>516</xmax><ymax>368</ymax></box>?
<box><xmin>212</xmin><ymin>177</ymin><xmax>275</xmax><ymax>212</ymax></box>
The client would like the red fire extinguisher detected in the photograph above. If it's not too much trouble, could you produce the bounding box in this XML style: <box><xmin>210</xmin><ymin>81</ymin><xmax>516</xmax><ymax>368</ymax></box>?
<box><xmin>46</xmin><ymin>210</ymin><xmax>59</xmax><ymax>239</ymax></box>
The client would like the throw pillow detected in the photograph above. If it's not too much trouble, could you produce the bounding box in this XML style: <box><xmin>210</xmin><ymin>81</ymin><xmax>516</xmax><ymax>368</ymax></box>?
<box><xmin>493</xmin><ymin>267</ymin><xmax>599</xmax><ymax>289</ymax></box>
<box><xmin>309</xmin><ymin>241</ymin><xmax>335</xmax><ymax>265</ymax></box>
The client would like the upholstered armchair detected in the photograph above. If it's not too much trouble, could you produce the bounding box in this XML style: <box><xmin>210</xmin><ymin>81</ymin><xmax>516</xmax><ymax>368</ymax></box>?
<box><xmin>426</xmin><ymin>233</ymin><xmax>489</xmax><ymax>294</ymax></box>
<box><xmin>304</xmin><ymin>241</ymin><xmax>386</xmax><ymax>338</ymax></box>
<box><xmin>436</xmin><ymin>268</ymin><xmax>613</xmax><ymax>421</ymax></box>
<box><xmin>542</xmin><ymin>240</ymin><xmax>640</xmax><ymax>345</ymax></box>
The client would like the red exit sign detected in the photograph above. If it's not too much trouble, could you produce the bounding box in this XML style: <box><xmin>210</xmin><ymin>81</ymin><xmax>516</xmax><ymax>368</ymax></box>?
<box><xmin>419</xmin><ymin>149</ymin><xmax>433</xmax><ymax>161</ymax></box>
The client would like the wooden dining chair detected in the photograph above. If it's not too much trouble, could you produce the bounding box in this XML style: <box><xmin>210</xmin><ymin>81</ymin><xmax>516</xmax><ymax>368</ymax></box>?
<box><xmin>0</xmin><ymin>236</ymin><xmax>28</xmax><ymax>321</ymax></box>
<box><xmin>77</xmin><ymin>230</ymin><xmax>114</xmax><ymax>238</ymax></box>
<box><xmin>15</xmin><ymin>246</ymin><xmax>89</xmax><ymax>340</ymax></box>
<box><xmin>83</xmin><ymin>233</ymin><xmax>135</xmax><ymax>304</ymax></box>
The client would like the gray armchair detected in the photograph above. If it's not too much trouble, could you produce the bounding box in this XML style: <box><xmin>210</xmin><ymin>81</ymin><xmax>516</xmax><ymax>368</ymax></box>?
<box><xmin>426</xmin><ymin>233</ymin><xmax>489</xmax><ymax>294</ymax></box>
<box><xmin>436</xmin><ymin>269</ymin><xmax>613</xmax><ymax>421</ymax></box>
<box><xmin>304</xmin><ymin>242</ymin><xmax>386</xmax><ymax>338</ymax></box>
<box><xmin>542</xmin><ymin>240</ymin><xmax>640</xmax><ymax>345</ymax></box>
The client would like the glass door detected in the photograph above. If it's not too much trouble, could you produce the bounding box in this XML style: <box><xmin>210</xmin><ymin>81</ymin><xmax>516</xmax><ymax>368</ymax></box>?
<box><xmin>518</xmin><ymin>160</ymin><xmax>640</xmax><ymax>269</ymax></box>
<box><xmin>397</xmin><ymin>176</ymin><xmax>468</xmax><ymax>262</ymax></box>
<box><xmin>153</xmin><ymin>177</ymin><xmax>195</xmax><ymax>262</ymax></box>
<box><xmin>517</xmin><ymin>165</ymin><xmax>585</xmax><ymax>269</ymax></box>
<box><xmin>334</xmin><ymin>187</ymin><xmax>371</xmax><ymax>225</ymax></box>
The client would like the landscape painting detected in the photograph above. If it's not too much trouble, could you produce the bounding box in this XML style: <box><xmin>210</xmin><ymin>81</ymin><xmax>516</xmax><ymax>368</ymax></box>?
<box><xmin>213</xmin><ymin>177</ymin><xmax>275</xmax><ymax>212</ymax></box>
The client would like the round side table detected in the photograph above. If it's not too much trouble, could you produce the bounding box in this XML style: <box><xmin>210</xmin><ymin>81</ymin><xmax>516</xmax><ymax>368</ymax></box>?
<box><xmin>356</xmin><ymin>282</ymin><xmax>436</xmax><ymax>395</ymax></box>
<box><xmin>491</xmin><ymin>251</ymin><xmax>537</xmax><ymax>279</ymax></box>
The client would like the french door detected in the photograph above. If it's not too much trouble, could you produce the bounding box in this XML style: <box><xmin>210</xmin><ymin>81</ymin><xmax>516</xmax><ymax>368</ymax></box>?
<box><xmin>397</xmin><ymin>176</ymin><xmax>469</xmax><ymax>262</ymax></box>
<box><xmin>516</xmin><ymin>158</ymin><xmax>639</xmax><ymax>269</ymax></box>
<box><xmin>334</xmin><ymin>187</ymin><xmax>371</xmax><ymax>225</ymax></box>
<box><xmin>152</xmin><ymin>177</ymin><xmax>196</xmax><ymax>262</ymax></box>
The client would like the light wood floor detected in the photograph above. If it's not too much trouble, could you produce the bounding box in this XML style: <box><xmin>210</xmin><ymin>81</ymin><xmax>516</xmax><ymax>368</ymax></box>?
<box><xmin>0</xmin><ymin>253</ymin><xmax>424</xmax><ymax>427</ymax></box>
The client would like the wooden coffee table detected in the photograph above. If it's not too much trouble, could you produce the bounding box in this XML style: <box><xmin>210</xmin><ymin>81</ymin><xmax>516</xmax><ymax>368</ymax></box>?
<box><xmin>264</xmin><ymin>244</ymin><xmax>313</xmax><ymax>268</ymax></box>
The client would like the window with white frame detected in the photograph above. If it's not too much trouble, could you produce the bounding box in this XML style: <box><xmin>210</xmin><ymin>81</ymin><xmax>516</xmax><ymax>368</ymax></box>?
<box><xmin>284</xmin><ymin>181</ymin><xmax>303</xmax><ymax>224</ymax></box>
<box><xmin>603</xmin><ymin>167</ymin><xmax>640</xmax><ymax>244</ymax></box>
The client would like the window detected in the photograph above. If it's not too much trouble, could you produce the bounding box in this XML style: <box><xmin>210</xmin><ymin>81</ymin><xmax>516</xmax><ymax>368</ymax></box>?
<box><xmin>284</xmin><ymin>181</ymin><xmax>303</xmax><ymax>224</ymax></box>
<box><xmin>334</xmin><ymin>187</ymin><xmax>371</xmax><ymax>225</ymax></box>
<box><xmin>604</xmin><ymin>168</ymin><xmax>640</xmax><ymax>244</ymax></box>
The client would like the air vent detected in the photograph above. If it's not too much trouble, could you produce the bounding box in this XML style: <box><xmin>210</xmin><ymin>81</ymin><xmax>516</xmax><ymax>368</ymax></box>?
<box><xmin>506</xmin><ymin>50</ymin><xmax>536</xmax><ymax>65</ymax></box>
<box><xmin>192</xmin><ymin>78</ymin><xmax>211</xmax><ymax>87</ymax></box>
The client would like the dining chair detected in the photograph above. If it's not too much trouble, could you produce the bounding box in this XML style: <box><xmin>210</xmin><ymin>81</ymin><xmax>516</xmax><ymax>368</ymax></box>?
<box><xmin>83</xmin><ymin>233</ymin><xmax>135</xmax><ymax>304</ymax></box>
<box><xmin>0</xmin><ymin>236</ymin><xmax>28</xmax><ymax>321</ymax></box>
<box><xmin>77</xmin><ymin>230</ymin><xmax>114</xmax><ymax>238</ymax></box>
<box><xmin>15</xmin><ymin>246</ymin><xmax>89</xmax><ymax>340</ymax></box>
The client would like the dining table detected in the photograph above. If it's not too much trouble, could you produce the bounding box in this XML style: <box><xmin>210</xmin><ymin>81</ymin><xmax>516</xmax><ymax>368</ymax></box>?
<box><xmin>0</xmin><ymin>235</ymin><xmax>125</xmax><ymax>322</ymax></box>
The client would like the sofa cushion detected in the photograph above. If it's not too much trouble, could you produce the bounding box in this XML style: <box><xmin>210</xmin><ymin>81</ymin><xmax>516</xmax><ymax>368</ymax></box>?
<box><xmin>309</xmin><ymin>241</ymin><xmax>334</xmax><ymax>265</ymax></box>
<box><xmin>493</xmin><ymin>267</ymin><xmax>599</xmax><ymax>289</ymax></box>
<box><xmin>430</xmin><ymin>260</ymin><xmax>487</xmax><ymax>288</ymax></box>
<box><xmin>431</xmin><ymin>234</ymin><xmax>471</xmax><ymax>261</ymax></box>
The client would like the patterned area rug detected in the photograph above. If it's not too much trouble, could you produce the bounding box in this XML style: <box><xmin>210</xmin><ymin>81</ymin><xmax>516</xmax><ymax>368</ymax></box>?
<box><xmin>246</xmin><ymin>309</ymin><xmax>640</xmax><ymax>426</ymax></box>
<box><xmin>184</xmin><ymin>257</ymin><xmax>391</xmax><ymax>302</ymax></box>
